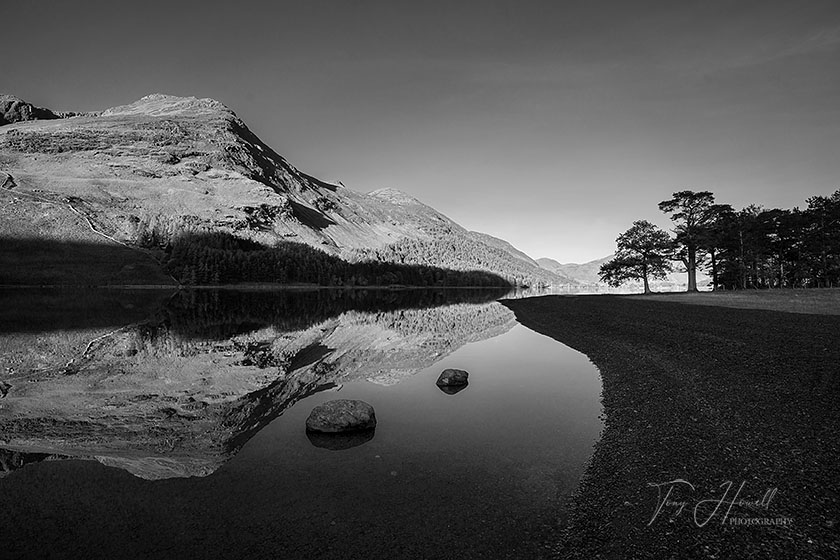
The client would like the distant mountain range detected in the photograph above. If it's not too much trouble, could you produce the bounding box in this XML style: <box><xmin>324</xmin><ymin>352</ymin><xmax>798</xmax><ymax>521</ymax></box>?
<box><xmin>536</xmin><ymin>255</ymin><xmax>710</xmax><ymax>291</ymax></box>
<box><xmin>0</xmin><ymin>93</ymin><xmax>568</xmax><ymax>287</ymax></box>
<box><xmin>537</xmin><ymin>256</ymin><xmax>612</xmax><ymax>286</ymax></box>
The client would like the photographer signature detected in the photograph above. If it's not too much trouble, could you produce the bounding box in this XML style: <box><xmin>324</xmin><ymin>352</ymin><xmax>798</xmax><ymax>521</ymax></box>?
<box><xmin>647</xmin><ymin>479</ymin><xmax>778</xmax><ymax>526</ymax></box>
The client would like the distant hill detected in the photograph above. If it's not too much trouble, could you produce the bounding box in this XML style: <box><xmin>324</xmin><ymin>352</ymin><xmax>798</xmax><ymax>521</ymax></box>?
<box><xmin>537</xmin><ymin>256</ymin><xmax>611</xmax><ymax>286</ymax></box>
<box><xmin>0</xmin><ymin>94</ymin><xmax>569</xmax><ymax>287</ymax></box>
<box><xmin>537</xmin><ymin>255</ymin><xmax>711</xmax><ymax>292</ymax></box>
<box><xmin>470</xmin><ymin>231</ymin><xmax>541</xmax><ymax>268</ymax></box>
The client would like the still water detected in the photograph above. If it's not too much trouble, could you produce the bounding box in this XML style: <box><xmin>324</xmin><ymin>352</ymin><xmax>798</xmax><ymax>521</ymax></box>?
<box><xmin>0</xmin><ymin>288</ymin><xmax>602</xmax><ymax>559</ymax></box>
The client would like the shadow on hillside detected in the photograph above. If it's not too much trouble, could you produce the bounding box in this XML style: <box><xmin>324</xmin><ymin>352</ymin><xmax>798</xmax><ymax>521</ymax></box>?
<box><xmin>166</xmin><ymin>231</ymin><xmax>513</xmax><ymax>288</ymax></box>
<box><xmin>289</xmin><ymin>200</ymin><xmax>336</xmax><ymax>230</ymax></box>
<box><xmin>1</xmin><ymin>234</ymin><xmax>514</xmax><ymax>289</ymax></box>
<box><xmin>0</xmin><ymin>236</ymin><xmax>175</xmax><ymax>286</ymax></box>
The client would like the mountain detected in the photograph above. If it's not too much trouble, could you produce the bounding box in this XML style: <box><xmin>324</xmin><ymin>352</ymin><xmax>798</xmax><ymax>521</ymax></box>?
<box><xmin>469</xmin><ymin>231</ymin><xmax>575</xmax><ymax>284</ymax></box>
<box><xmin>538</xmin><ymin>255</ymin><xmax>711</xmax><ymax>292</ymax></box>
<box><xmin>0</xmin><ymin>93</ymin><xmax>568</xmax><ymax>287</ymax></box>
<box><xmin>537</xmin><ymin>256</ymin><xmax>611</xmax><ymax>286</ymax></box>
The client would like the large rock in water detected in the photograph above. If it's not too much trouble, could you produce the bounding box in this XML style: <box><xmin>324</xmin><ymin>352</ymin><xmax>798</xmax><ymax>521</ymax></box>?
<box><xmin>436</xmin><ymin>368</ymin><xmax>469</xmax><ymax>386</ymax></box>
<box><xmin>305</xmin><ymin>399</ymin><xmax>377</xmax><ymax>433</ymax></box>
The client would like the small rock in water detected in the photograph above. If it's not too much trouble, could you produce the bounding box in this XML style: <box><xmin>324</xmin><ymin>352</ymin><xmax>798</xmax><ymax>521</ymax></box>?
<box><xmin>305</xmin><ymin>399</ymin><xmax>377</xmax><ymax>433</ymax></box>
<box><xmin>436</xmin><ymin>368</ymin><xmax>469</xmax><ymax>387</ymax></box>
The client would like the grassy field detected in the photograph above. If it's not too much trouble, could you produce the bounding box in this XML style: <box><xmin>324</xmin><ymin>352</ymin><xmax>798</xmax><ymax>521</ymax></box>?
<box><xmin>502</xmin><ymin>291</ymin><xmax>839</xmax><ymax>559</ymax></box>
<box><xmin>629</xmin><ymin>288</ymin><xmax>840</xmax><ymax>315</ymax></box>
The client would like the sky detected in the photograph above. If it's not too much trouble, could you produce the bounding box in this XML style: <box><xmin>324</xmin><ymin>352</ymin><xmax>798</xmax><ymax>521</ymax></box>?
<box><xmin>3</xmin><ymin>0</ymin><xmax>840</xmax><ymax>262</ymax></box>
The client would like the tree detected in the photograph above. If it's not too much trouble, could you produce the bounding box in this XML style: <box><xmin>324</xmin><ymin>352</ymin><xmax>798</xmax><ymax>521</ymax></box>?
<box><xmin>659</xmin><ymin>190</ymin><xmax>717</xmax><ymax>292</ymax></box>
<box><xmin>715</xmin><ymin>205</ymin><xmax>762</xmax><ymax>289</ymax></box>
<box><xmin>599</xmin><ymin>220</ymin><xmax>673</xmax><ymax>294</ymax></box>
<box><xmin>694</xmin><ymin>203</ymin><xmax>733</xmax><ymax>290</ymax></box>
<box><xmin>803</xmin><ymin>191</ymin><xmax>840</xmax><ymax>287</ymax></box>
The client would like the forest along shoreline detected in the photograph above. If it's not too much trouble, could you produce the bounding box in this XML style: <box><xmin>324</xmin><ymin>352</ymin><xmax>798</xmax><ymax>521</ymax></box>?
<box><xmin>501</xmin><ymin>293</ymin><xmax>839</xmax><ymax>560</ymax></box>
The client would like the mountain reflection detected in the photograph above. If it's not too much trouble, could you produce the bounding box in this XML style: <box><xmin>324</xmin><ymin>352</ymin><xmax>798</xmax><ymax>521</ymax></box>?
<box><xmin>0</xmin><ymin>448</ymin><xmax>73</xmax><ymax>477</ymax></box>
<box><xmin>0</xmin><ymin>288</ymin><xmax>517</xmax><ymax>479</ymax></box>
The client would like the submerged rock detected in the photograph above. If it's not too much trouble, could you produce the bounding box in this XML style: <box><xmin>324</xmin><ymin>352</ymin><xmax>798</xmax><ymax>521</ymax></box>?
<box><xmin>305</xmin><ymin>399</ymin><xmax>377</xmax><ymax>433</ymax></box>
<box><xmin>307</xmin><ymin>429</ymin><xmax>375</xmax><ymax>451</ymax></box>
<box><xmin>437</xmin><ymin>383</ymin><xmax>468</xmax><ymax>395</ymax></box>
<box><xmin>436</xmin><ymin>368</ymin><xmax>469</xmax><ymax>387</ymax></box>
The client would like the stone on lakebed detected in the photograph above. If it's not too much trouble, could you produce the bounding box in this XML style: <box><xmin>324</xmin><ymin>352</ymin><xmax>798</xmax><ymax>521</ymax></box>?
<box><xmin>305</xmin><ymin>399</ymin><xmax>377</xmax><ymax>433</ymax></box>
<box><xmin>436</xmin><ymin>368</ymin><xmax>469</xmax><ymax>387</ymax></box>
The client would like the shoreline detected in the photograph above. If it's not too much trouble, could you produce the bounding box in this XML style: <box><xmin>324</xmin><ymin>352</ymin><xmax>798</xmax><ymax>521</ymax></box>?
<box><xmin>501</xmin><ymin>294</ymin><xmax>839</xmax><ymax>559</ymax></box>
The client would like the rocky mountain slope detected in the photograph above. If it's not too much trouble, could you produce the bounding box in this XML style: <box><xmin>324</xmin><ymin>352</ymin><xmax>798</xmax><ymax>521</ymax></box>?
<box><xmin>0</xmin><ymin>94</ymin><xmax>567</xmax><ymax>287</ymax></box>
<box><xmin>1</xmin><ymin>95</ymin><xmax>60</xmax><ymax>125</ymax></box>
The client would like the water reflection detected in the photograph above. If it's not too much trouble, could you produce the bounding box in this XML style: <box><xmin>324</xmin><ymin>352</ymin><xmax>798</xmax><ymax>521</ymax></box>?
<box><xmin>0</xmin><ymin>287</ymin><xmax>604</xmax><ymax>559</ymax></box>
<box><xmin>437</xmin><ymin>383</ymin><xmax>469</xmax><ymax>395</ymax></box>
<box><xmin>0</xmin><ymin>287</ymin><xmax>517</xmax><ymax>478</ymax></box>
<box><xmin>0</xmin><ymin>448</ymin><xmax>72</xmax><ymax>477</ymax></box>
<box><xmin>307</xmin><ymin>428</ymin><xmax>376</xmax><ymax>451</ymax></box>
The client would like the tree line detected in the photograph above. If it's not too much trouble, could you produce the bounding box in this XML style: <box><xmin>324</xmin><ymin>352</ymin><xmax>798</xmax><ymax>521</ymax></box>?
<box><xmin>163</xmin><ymin>232</ymin><xmax>512</xmax><ymax>287</ymax></box>
<box><xmin>352</xmin><ymin>233</ymin><xmax>557</xmax><ymax>288</ymax></box>
<box><xmin>600</xmin><ymin>189</ymin><xmax>840</xmax><ymax>292</ymax></box>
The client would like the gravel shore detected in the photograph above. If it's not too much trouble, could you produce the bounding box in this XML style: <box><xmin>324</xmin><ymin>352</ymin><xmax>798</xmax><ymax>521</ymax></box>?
<box><xmin>502</xmin><ymin>295</ymin><xmax>839</xmax><ymax>559</ymax></box>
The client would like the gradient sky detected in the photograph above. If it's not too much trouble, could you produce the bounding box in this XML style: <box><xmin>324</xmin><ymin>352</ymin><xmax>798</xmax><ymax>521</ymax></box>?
<box><xmin>4</xmin><ymin>0</ymin><xmax>839</xmax><ymax>262</ymax></box>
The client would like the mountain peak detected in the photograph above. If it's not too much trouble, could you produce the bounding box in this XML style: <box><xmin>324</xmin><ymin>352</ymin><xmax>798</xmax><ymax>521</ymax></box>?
<box><xmin>101</xmin><ymin>94</ymin><xmax>234</xmax><ymax>118</ymax></box>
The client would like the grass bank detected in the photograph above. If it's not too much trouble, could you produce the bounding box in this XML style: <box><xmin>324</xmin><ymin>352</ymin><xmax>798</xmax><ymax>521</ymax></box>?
<box><xmin>501</xmin><ymin>293</ymin><xmax>839</xmax><ymax>559</ymax></box>
<box><xmin>629</xmin><ymin>288</ymin><xmax>840</xmax><ymax>315</ymax></box>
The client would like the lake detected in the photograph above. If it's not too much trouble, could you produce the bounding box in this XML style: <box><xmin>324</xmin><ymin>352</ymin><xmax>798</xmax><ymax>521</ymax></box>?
<box><xmin>0</xmin><ymin>288</ymin><xmax>602</xmax><ymax>559</ymax></box>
